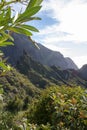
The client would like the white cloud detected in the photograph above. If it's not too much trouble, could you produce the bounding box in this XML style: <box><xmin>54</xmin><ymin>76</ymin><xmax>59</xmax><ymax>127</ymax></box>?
<box><xmin>32</xmin><ymin>0</ymin><xmax>87</xmax><ymax>68</ymax></box>
<box><xmin>41</xmin><ymin>0</ymin><xmax>87</xmax><ymax>42</ymax></box>
<box><xmin>73</xmin><ymin>56</ymin><xmax>87</xmax><ymax>68</ymax></box>
<box><xmin>43</xmin><ymin>42</ymin><xmax>70</xmax><ymax>55</ymax></box>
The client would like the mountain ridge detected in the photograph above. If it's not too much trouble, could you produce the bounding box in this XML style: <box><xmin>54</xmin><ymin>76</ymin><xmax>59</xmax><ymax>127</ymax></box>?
<box><xmin>1</xmin><ymin>33</ymin><xmax>87</xmax><ymax>86</ymax></box>
<box><xmin>15</xmin><ymin>51</ymin><xmax>87</xmax><ymax>88</ymax></box>
<box><xmin>1</xmin><ymin>33</ymin><xmax>78</xmax><ymax>70</ymax></box>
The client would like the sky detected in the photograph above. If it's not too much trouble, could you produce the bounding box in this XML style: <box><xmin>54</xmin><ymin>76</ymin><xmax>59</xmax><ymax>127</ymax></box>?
<box><xmin>13</xmin><ymin>0</ymin><xmax>87</xmax><ymax>68</ymax></box>
<box><xmin>29</xmin><ymin>0</ymin><xmax>87</xmax><ymax>68</ymax></box>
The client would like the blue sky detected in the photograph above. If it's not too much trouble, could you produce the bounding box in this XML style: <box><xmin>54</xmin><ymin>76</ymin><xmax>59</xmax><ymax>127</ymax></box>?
<box><xmin>13</xmin><ymin>0</ymin><xmax>87</xmax><ymax>68</ymax></box>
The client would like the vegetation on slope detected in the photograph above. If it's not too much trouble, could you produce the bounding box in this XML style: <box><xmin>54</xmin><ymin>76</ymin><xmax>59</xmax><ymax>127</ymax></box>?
<box><xmin>0</xmin><ymin>1</ymin><xmax>87</xmax><ymax>130</ymax></box>
<box><xmin>0</xmin><ymin>70</ymin><xmax>40</xmax><ymax>119</ymax></box>
<box><xmin>28</xmin><ymin>86</ymin><xmax>87</xmax><ymax>130</ymax></box>
<box><xmin>0</xmin><ymin>85</ymin><xmax>87</xmax><ymax>130</ymax></box>
<box><xmin>16</xmin><ymin>51</ymin><xmax>87</xmax><ymax>88</ymax></box>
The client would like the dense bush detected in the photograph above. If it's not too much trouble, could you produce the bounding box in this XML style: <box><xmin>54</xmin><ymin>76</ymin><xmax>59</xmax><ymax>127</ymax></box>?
<box><xmin>28</xmin><ymin>86</ymin><xmax>87</xmax><ymax>130</ymax></box>
<box><xmin>0</xmin><ymin>85</ymin><xmax>87</xmax><ymax>130</ymax></box>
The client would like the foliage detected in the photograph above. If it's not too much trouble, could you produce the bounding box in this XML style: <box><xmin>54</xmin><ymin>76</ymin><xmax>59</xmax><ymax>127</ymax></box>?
<box><xmin>0</xmin><ymin>68</ymin><xmax>41</xmax><ymax>129</ymax></box>
<box><xmin>28</xmin><ymin>86</ymin><xmax>87</xmax><ymax>130</ymax></box>
<box><xmin>0</xmin><ymin>1</ymin><xmax>87</xmax><ymax>130</ymax></box>
<box><xmin>0</xmin><ymin>0</ymin><xmax>43</xmax><ymax>71</ymax></box>
<box><xmin>0</xmin><ymin>73</ymin><xmax>87</xmax><ymax>130</ymax></box>
<box><xmin>0</xmin><ymin>112</ymin><xmax>14</xmax><ymax>130</ymax></box>
<box><xmin>0</xmin><ymin>0</ymin><xmax>42</xmax><ymax>46</ymax></box>
<box><xmin>0</xmin><ymin>68</ymin><xmax>40</xmax><ymax>107</ymax></box>
<box><xmin>0</xmin><ymin>1</ymin><xmax>43</xmax><ymax>129</ymax></box>
<box><xmin>16</xmin><ymin>52</ymin><xmax>87</xmax><ymax>89</ymax></box>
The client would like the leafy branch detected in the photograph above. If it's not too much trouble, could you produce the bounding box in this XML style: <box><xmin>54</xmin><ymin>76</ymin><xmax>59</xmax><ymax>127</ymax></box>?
<box><xmin>0</xmin><ymin>0</ymin><xmax>43</xmax><ymax>73</ymax></box>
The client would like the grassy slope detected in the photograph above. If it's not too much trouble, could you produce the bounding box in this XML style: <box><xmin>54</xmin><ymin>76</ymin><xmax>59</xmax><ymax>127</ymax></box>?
<box><xmin>16</xmin><ymin>52</ymin><xmax>87</xmax><ymax>88</ymax></box>
<box><xmin>0</xmin><ymin>68</ymin><xmax>40</xmax><ymax>103</ymax></box>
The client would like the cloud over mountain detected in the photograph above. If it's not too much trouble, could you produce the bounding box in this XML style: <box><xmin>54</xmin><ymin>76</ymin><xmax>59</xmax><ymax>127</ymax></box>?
<box><xmin>33</xmin><ymin>0</ymin><xmax>87</xmax><ymax>68</ymax></box>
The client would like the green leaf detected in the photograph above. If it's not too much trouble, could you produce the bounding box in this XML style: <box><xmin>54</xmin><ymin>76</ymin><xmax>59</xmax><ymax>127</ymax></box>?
<box><xmin>16</xmin><ymin>6</ymin><xmax>41</xmax><ymax>23</ymax></box>
<box><xmin>15</xmin><ymin>17</ymin><xmax>41</xmax><ymax>23</ymax></box>
<box><xmin>0</xmin><ymin>7</ymin><xmax>12</xmax><ymax>28</ymax></box>
<box><xmin>27</xmin><ymin>0</ymin><xmax>43</xmax><ymax>8</ymax></box>
<box><xmin>0</xmin><ymin>32</ymin><xmax>14</xmax><ymax>45</ymax></box>
<box><xmin>0</xmin><ymin>16</ymin><xmax>12</xmax><ymax>27</ymax></box>
<box><xmin>0</xmin><ymin>62</ymin><xmax>8</xmax><ymax>70</ymax></box>
<box><xmin>10</xmin><ymin>27</ymin><xmax>32</xmax><ymax>36</ymax></box>
<box><xmin>0</xmin><ymin>0</ymin><xmax>20</xmax><ymax>10</ymax></box>
<box><xmin>0</xmin><ymin>33</ymin><xmax>9</xmax><ymax>44</ymax></box>
<box><xmin>0</xmin><ymin>42</ymin><xmax>14</xmax><ymax>47</ymax></box>
<box><xmin>6</xmin><ymin>7</ymin><xmax>11</xmax><ymax>19</ymax></box>
<box><xmin>13</xmin><ymin>12</ymin><xmax>19</xmax><ymax>23</ymax></box>
<box><xmin>35</xmin><ymin>0</ymin><xmax>43</xmax><ymax>6</ymax></box>
<box><xmin>7</xmin><ymin>33</ymin><xmax>14</xmax><ymax>41</ymax></box>
<box><xmin>29</xmin><ymin>17</ymin><xmax>41</xmax><ymax>21</ymax></box>
<box><xmin>20</xmin><ymin>25</ymin><xmax>39</xmax><ymax>32</ymax></box>
<box><xmin>2</xmin><ymin>32</ymin><xmax>14</xmax><ymax>41</ymax></box>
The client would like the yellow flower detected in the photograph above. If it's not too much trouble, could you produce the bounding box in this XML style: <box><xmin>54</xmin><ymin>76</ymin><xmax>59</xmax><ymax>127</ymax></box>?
<box><xmin>59</xmin><ymin>122</ymin><xmax>64</xmax><ymax>127</ymax></box>
<box><xmin>79</xmin><ymin>111</ymin><xmax>87</xmax><ymax>118</ymax></box>
<box><xmin>71</xmin><ymin>98</ymin><xmax>77</xmax><ymax>105</ymax></box>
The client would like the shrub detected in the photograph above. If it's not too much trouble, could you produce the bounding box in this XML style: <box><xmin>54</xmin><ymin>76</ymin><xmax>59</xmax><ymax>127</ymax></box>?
<box><xmin>6</xmin><ymin>96</ymin><xmax>24</xmax><ymax>113</ymax></box>
<box><xmin>28</xmin><ymin>86</ymin><xmax>87</xmax><ymax>130</ymax></box>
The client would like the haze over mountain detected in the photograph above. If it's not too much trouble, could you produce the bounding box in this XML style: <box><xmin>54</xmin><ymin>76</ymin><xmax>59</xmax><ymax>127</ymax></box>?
<box><xmin>1</xmin><ymin>33</ymin><xmax>78</xmax><ymax>70</ymax></box>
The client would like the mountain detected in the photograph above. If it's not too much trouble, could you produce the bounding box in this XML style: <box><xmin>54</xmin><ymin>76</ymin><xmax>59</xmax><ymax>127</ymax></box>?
<box><xmin>1</xmin><ymin>33</ymin><xmax>78</xmax><ymax>70</ymax></box>
<box><xmin>1</xmin><ymin>32</ymin><xmax>87</xmax><ymax>89</ymax></box>
<box><xmin>15</xmin><ymin>51</ymin><xmax>87</xmax><ymax>88</ymax></box>
<box><xmin>78</xmin><ymin>64</ymin><xmax>87</xmax><ymax>80</ymax></box>
<box><xmin>65</xmin><ymin>57</ymin><xmax>78</xmax><ymax>69</ymax></box>
<box><xmin>1</xmin><ymin>50</ymin><xmax>86</xmax><ymax>104</ymax></box>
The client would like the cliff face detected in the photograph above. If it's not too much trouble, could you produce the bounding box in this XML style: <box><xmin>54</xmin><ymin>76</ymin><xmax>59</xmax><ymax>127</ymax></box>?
<box><xmin>1</xmin><ymin>33</ymin><xmax>78</xmax><ymax>70</ymax></box>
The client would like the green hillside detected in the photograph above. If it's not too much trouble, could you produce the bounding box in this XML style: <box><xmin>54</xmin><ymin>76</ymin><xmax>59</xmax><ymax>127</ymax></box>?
<box><xmin>0</xmin><ymin>52</ymin><xmax>87</xmax><ymax>129</ymax></box>
<box><xmin>0</xmin><ymin>84</ymin><xmax>87</xmax><ymax>130</ymax></box>
<box><xmin>0</xmin><ymin>68</ymin><xmax>40</xmax><ymax>112</ymax></box>
<box><xmin>0</xmin><ymin>0</ymin><xmax>87</xmax><ymax>129</ymax></box>
<box><xmin>16</xmin><ymin>51</ymin><xmax>87</xmax><ymax>88</ymax></box>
